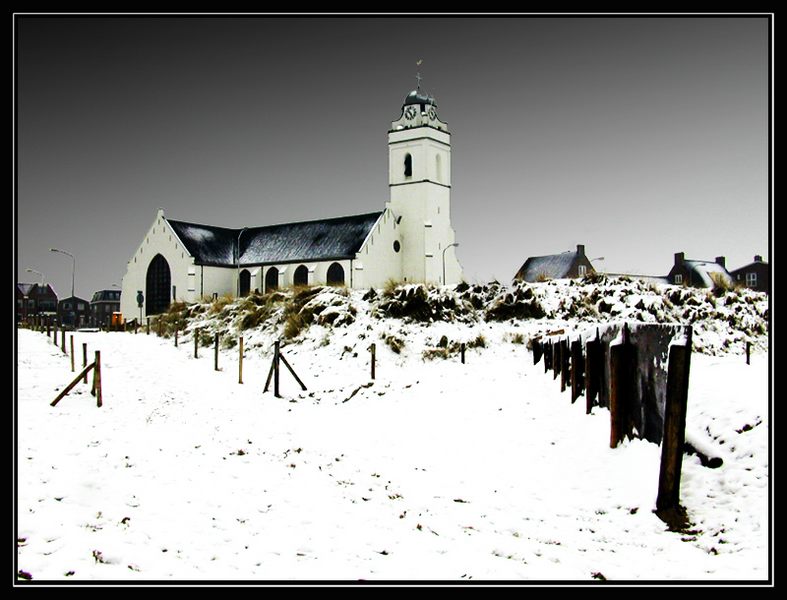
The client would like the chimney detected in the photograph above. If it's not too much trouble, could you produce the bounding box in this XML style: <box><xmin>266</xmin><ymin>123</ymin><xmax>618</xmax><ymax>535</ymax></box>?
<box><xmin>576</xmin><ymin>244</ymin><xmax>585</xmax><ymax>256</ymax></box>
<box><xmin>674</xmin><ymin>252</ymin><xmax>685</xmax><ymax>266</ymax></box>
<box><xmin>715</xmin><ymin>256</ymin><xmax>726</xmax><ymax>269</ymax></box>
<box><xmin>754</xmin><ymin>255</ymin><xmax>763</xmax><ymax>262</ymax></box>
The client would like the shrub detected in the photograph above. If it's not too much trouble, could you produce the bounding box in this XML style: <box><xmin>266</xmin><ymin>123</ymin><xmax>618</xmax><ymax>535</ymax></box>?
<box><xmin>383</xmin><ymin>334</ymin><xmax>405</xmax><ymax>354</ymax></box>
<box><xmin>510</xmin><ymin>333</ymin><xmax>525</xmax><ymax>345</ymax></box>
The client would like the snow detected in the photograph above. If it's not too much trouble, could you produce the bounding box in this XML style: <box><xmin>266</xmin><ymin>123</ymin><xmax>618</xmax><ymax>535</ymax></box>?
<box><xmin>15</xmin><ymin>282</ymin><xmax>770</xmax><ymax>583</ymax></box>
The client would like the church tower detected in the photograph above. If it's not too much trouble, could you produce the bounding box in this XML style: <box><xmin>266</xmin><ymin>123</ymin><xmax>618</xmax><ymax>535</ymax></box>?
<box><xmin>386</xmin><ymin>80</ymin><xmax>463</xmax><ymax>285</ymax></box>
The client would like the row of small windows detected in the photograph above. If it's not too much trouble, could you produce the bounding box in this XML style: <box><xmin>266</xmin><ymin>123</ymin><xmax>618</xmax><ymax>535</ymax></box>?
<box><xmin>239</xmin><ymin>262</ymin><xmax>346</xmax><ymax>295</ymax></box>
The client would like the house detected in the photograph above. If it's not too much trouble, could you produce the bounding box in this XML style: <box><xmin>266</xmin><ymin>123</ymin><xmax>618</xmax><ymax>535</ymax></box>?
<box><xmin>57</xmin><ymin>296</ymin><xmax>92</xmax><ymax>329</ymax></box>
<box><xmin>667</xmin><ymin>252</ymin><xmax>733</xmax><ymax>288</ymax></box>
<box><xmin>16</xmin><ymin>282</ymin><xmax>58</xmax><ymax>323</ymax></box>
<box><xmin>120</xmin><ymin>83</ymin><xmax>463</xmax><ymax>319</ymax></box>
<box><xmin>730</xmin><ymin>255</ymin><xmax>770</xmax><ymax>294</ymax></box>
<box><xmin>90</xmin><ymin>289</ymin><xmax>122</xmax><ymax>327</ymax></box>
<box><xmin>514</xmin><ymin>245</ymin><xmax>596</xmax><ymax>282</ymax></box>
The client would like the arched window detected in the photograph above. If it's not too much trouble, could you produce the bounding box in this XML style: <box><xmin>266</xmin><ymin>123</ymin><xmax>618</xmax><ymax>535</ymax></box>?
<box><xmin>294</xmin><ymin>265</ymin><xmax>309</xmax><ymax>287</ymax></box>
<box><xmin>265</xmin><ymin>267</ymin><xmax>279</xmax><ymax>292</ymax></box>
<box><xmin>239</xmin><ymin>269</ymin><xmax>251</xmax><ymax>296</ymax></box>
<box><xmin>404</xmin><ymin>153</ymin><xmax>412</xmax><ymax>178</ymax></box>
<box><xmin>145</xmin><ymin>254</ymin><xmax>171</xmax><ymax>315</ymax></box>
<box><xmin>327</xmin><ymin>262</ymin><xmax>345</xmax><ymax>286</ymax></box>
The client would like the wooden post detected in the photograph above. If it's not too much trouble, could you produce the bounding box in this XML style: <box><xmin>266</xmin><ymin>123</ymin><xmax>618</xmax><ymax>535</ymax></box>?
<box><xmin>134</xmin><ymin>320</ymin><xmax>138</xmax><ymax>334</ymax></box>
<box><xmin>82</xmin><ymin>343</ymin><xmax>88</xmax><ymax>384</ymax></box>
<box><xmin>533</xmin><ymin>339</ymin><xmax>542</xmax><ymax>366</ymax></box>
<box><xmin>94</xmin><ymin>351</ymin><xmax>102</xmax><ymax>407</ymax></box>
<box><xmin>238</xmin><ymin>337</ymin><xmax>244</xmax><ymax>384</ymax></box>
<box><xmin>194</xmin><ymin>329</ymin><xmax>199</xmax><ymax>359</ymax></box>
<box><xmin>560</xmin><ymin>339</ymin><xmax>570</xmax><ymax>393</ymax></box>
<box><xmin>544</xmin><ymin>341</ymin><xmax>551</xmax><ymax>372</ymax></box>
<box><xmin>70</xmin><ymin>335</ymin><xmax>75</xmax><ymax>372</ymax></box>
<box><xmin>656</xmin><ymin>327</ymin><xmax>692</xmax><ymax>518</ymax></box>
<box><xmin>609</xmin><ymin>324</ymin><xmax>635</xmax><ymax>448</ymax></box>
<box><xmin>157</xmin><ymin>317</ymin><xmax>163</xmax><ymax>337</ymax></box>
<box><xmin>61</xmin><ymin>327</ymin><xmax>66</xmax><ymax>354</ymax></box>
<box><xmin>746</xmin><ymin>341</ymin><xmax>751</xmax><ymax>365</ymax></box>
<box><xmin>461</xmin><ymin>342</ymin><xmax>466</xmax><ymax>364</ymax></box>
<box><xmin>146</xmin><ymin>316</ymin><xmax>150</xmax><ymax>335</ymax></box>
<box><xmin>53</xmin><ymin>326</ymin><xmax>58</xmax><ymax>346</ymax></box>
<box><xmin>570</xmin><ymin>339</ymin><xmax>583</xmax><ymax>403</ymax></box>
<box><xmin>51</xmin><ymin>362</ymin><xmax>96</xmax><ymax>406</ymax></box>
<box><xmin>553</xmin><ymin>340</ymin><xmax>561</xmax><ymax>380</ymax></box>
<box><xmin>214</xmin><ymin>332</ymin><xmax>220</xmax><ymax>371</ymax></box>
<box><xmin>274</xmin><ymin>340</ymin><xmax>280</xmax><ymax>398</ymax></box>
<box><xmin>47</xmin><ymin>319</ymin><xmax>51</xmax><ymax>338</ymax></box>
<box><xmin>279</xmin><ymin>352</ymin><xmax>307</xmax><ymax>391</ymax></box>
<box><xmin>585</xmin><ymin>334</ymin><xmax>601</xmax><ymax>414</ymax></box>
<box><xmin>370</xmin><ymin>343</ymin><xmax>376</xmax><ymax>380</ymax></box>
<box><xmin>174</xmin><ymin>327</ymin><xmax>179</xmax><ymax>347</ymax></box>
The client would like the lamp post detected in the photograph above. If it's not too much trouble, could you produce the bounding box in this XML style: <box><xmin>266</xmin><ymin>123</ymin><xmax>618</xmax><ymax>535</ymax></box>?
<box><xmin>236</xmin><ymin>227</ymin><xmax>248</xmax><ymax>297</ymax></box>
<box><xmin>442</xmin><ymin>242</ymin><xmax>459</xmax><ymax>285</ymax></box>
<box><xmin>26</xmin><ymin>268</ymin><xmax>44</xmax><ymax>286</ymax></box>
<box><xmin>50</xmin><ymin>248</ymin><xmax>75</xmax><ymax>298</ymax></box>
<box><xmin>590</xmin><ymin>257</ymin><xmax>605</xmax><ymax>274</ymax></box>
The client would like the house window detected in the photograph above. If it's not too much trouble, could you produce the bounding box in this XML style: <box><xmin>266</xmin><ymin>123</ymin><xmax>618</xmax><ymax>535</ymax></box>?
<box><xmin>78</xmin><ymin>303</ymin><xmax>85</xmax><ymax>310</ymax></box>
<box><xmin>674</xmin><ymin>274</ymin><xmax>683</xmax><ymax>285</ymax></box>
<box><xmin>578</xmin><ymin>265</ymin><xmax>587</xmax><ymax>277</ymax></box>
<box><xmin>746</xmin><ymin>272</ymin><xmax>757</xmax><ymax>287</ymax></box>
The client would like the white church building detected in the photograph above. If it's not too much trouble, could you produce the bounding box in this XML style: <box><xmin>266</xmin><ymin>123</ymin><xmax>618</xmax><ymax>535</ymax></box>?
<box><xmin>120</xmin><ymin>85</ymin><xmax>463</xmax><ymax>321</ymax></box>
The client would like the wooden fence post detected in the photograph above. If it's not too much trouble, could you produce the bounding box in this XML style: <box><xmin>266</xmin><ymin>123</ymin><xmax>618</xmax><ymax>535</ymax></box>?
<box><xmin>157</xmin><ymin>317</ymin><xmax>163</xmax><ymax>337</ymax></box>
<box><xmin>51</xmin><ymin>361</ymin><xmax>96</xmax><ymax>407</ymax></box>
<box><xmin>609</xmin><ymin>324</ymin><xmax>636</xmax><ymax>448</ymax></box>
<box><xmin>553</xmin><ymin>340</ymin><xmax>561</xmax><ymax>380</ymax></box>
<box><xmin>461</xmin><ymin>342</ymin><xmax>466</xmax><ymax>364</ymax></box>
<box><xmin>70</xmin><ymin>335</ymin><xmax>75</xmax><ymax>372</ymax></box>
<box><xmin>585</xmin><ymin>333</ymin><xmax>601</xmax><ymax>414</ymax></box>
<box><xmin>214</xmin><ymin>333</ymin><xmax>220</xmax><ymax>371</ymax></box>
<box><xmin>746</xmin><ymin>341</ymin><xmax>751</xmax><ymax>365</ymax></box>
<box><xmin>146</xmin><ymin>317</ymin><xmax>150</xmax><ymax>335</ymax></box>
<box><xmin>82</xmin><ymin>343</ymin><xmax>88</xmax><ymax>383</ymax></box>
<box><xmin>370</xmin><ymin>343</ymin><xmax>376</xmax><ymax>380</ymax></box>
<box><xmin>135</xmin><ymin>320</ymin><xmax>138</xmax><ymax>334</ymax></box>
<box><xmin>656</xmin><ymin>327</ymin><xmax>692</xmax><ymax>521</ymax></box>
<box><xmin>274</xmin><ymin>340</ymin><xmax>280</xmax><ymax>398</ymax></box>
<box><xmin>533</xmin><ymin>338</ymin><xmax>542</xmax><ymax>366</ymax></box>
<box><xmin>53</xmin><ymin>325</ymin><xmax>58</xmax><ymax>346</ymax></box>
<box><xmin>94</xmin><ymin>351</ymin><xmax>102</xmax><ymax>407</ymax></box>
<box><xmin>570</xmin><ymin>339</ymin><xmax>583</xmax><ymax>403</ymax></box>
<box><xmin>61</xmin><ymin>327</ymin><xmax>66</xmax><ymax>354</ymax></box>
<box><xmin>238</xmin><ymin>337</ymin><xmax>244</xmax><ymax>384</ymax></box>
<box><xmin>560</xmin><ymin>338</ymin><xmax>570</xmax><ymax>393</ymax></box>
<box><xmin>174</xmin><ymin>327</ymin><xmax>178</xmax><ymax>347</ymax></box>
<box><xmin>47</xmin><ymin>319</ymin><xmax>51</xmax><ymax>337</ymax></box>
<box><xmin>194</xmin><ymin>329</ymin><xmax>199</xmax><ymax>359</ymax></box>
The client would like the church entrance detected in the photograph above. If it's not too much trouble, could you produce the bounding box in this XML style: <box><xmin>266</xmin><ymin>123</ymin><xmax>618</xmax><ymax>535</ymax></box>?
<box><xmin>327</xmin><ymin>262</ymin><xmax>345</xmax><ymax>286</ymax></box>
<box><xmin>239</xmin><ymin>269</ymin><xmax>251</xmax><ymax>296</ymax></box>
<box><xmin>294</xmin><ymin>265</ymin><xmax>308</xmax><ymax>287</ymax></box>
<box><xmin>146</xmin><ymin>254</ymin><xmax>171</xmax><ymax>315</ymax></box>
<box><xmin>265</xmin><ymin>267</ymin><xmax>279</xmax><ymax>292</ymax></box>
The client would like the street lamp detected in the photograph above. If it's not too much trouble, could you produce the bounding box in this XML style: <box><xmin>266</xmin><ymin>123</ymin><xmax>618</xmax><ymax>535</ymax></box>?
<box><xmin>591</xmin><ymin>257</ymin><xmax>605</xmax><ymax>274</ymax></box>
<box><xmin>26</xmin><ymin>268</ymin><xmax>44</xmax><ymax>286</ymax></box>
<box><xmin>442</xmin><ymin>242</ymin><xmax>459</xmax><ymax>285</ymax></box>
<box><xmin>50</xmin><ymin>248</ymin><xmax>75</xmax><ymax>298</ymax></box>
<box><xmin>236</xmin><ymin>227</ymin><xmax>248</xmax><ymax>297</ymax></box>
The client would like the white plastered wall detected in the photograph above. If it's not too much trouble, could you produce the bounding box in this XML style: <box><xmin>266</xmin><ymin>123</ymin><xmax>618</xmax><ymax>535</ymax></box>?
<box><xmin>353</xmin><ymin>209</ymin><xmax>403</xmax><ymax>289</ymax></box>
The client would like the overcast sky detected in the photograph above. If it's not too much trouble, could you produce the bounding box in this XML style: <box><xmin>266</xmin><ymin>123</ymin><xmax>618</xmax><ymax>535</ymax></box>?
<box><xmin>15</xmin><ymin>15</ymin><xmax>771</xmax><ymax>300</ymax></box>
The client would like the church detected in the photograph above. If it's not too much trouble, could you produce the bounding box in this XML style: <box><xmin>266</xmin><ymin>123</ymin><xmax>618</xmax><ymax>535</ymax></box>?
<box><xmin>120</xmin><ymin>84</ymin><xmax>463</xmax><ymax>321</ymax></box>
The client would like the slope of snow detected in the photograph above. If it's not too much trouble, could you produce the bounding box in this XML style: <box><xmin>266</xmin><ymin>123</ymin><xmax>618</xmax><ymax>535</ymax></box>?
<box><xmin>16</xmin><ymin>281</ymin><xmax>770</xmax><ymax>583</ymax></box>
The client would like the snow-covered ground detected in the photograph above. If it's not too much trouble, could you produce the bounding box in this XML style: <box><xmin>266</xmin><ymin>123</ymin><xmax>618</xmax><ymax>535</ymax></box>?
<box><xmin>16</xmin><ymin>285</ymin><xmax>770</xmax><ymax>582</ymax></box>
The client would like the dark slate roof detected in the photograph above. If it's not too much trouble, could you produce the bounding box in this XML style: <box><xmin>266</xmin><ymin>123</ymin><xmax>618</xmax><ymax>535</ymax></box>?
<box><xmin>682</xmin><ymin>260</ymin><xmax>733</xmax><ymax>287</ymax></box>
<box><xmin>516</xmin><ymin>251</ymin><xmax>577</xmax><ymax>282</ymax></box>
<box><xmin>17</xmin><ymin>283</ymin><xmax>35</xmax><ymax>296</ymax></box>
<box><xmin>403</xmin><ymin>90</ymin><xmax>437</xmax><ymax>107</ymax></box>
<box><xmin>167</xmin><ymin>212</ymin><xmax>384</xmax><ymax>267</ymax></box>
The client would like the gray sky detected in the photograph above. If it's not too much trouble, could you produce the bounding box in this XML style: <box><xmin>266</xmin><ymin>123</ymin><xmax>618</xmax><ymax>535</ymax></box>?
<box><xmin>16</xmin><ymin>15</ymin><xmax>771</xmax><ymax>300</ymax></box>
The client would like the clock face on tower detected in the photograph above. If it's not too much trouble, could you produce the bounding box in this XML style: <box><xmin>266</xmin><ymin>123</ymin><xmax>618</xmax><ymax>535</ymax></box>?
<box><xmin>404</xmin><ymin>106</ymin><xmax>417</xmax><ymax>120</ymax></box>
<box><xmin>428</xmin><ymin>107</ymin><xmax>437</xmax><ymax>121</ymax></box>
